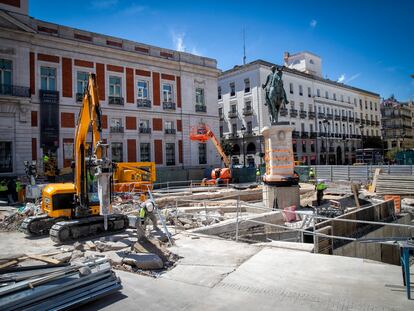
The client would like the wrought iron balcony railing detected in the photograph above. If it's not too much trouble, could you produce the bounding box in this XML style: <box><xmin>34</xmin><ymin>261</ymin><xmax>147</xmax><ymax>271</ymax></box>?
<box><xmin>137</xmin><ymin>98</ymin><xmax>152</xmax><ymax>108</ymax></box>
<box><xmin>108</xmin><ymin>96</ymin><xmax>124</xmax><ymax>105</ymax></box>
<box><xmin>139</xmin><ymin>127</ymin><xmax>151</xmax><ymax>134</ymax></box>
<box><xmin>163</xmin><ymin>101</ymin><xmax>176</xmax><ymax>110</ymax></box>
<box><xmin>300</xmin><ymin>110</ymin><xmax>307</xmax><ymax>119</ymax></box>
<box><xmin>110</xmin><ymin>126</ymin><xmax>124</xmax><ymax>133</ymax></box>
<box><xmin>195</xmin><ymin>104</ymin><xmax>207</xmax><ymax>113</ymax></box>
<box><xmin>290</xmin><ymin>109</ymin><xmax>298</xmax><ymax>117</ymax></box>
<box><xmin>242</xmin><ymin>107</ymin><xmax>253</xmax><ymax>116</ymax></box>
<box><xmin>318</xmin><ymin>113</ymin><xmax>325</xmax><ymax>119</ymax></box>
<box><xmin>308</xmin><ymin>111</ymin><xmax>316</xmax><ymax>119</ymax></box>
<box><xmin>280</xmin><ymin>108</ymin><xmax>288</xmax><ymax>116</ymax></box>
<box><xmin>0</xmin><ymin>84</ymin><xmax>30</xmax><ymax>98</ymax></box>
<box><xmin>326</xmin><ymin>113</ymin><xmax>333</xmax><ymax>120</ymax></box>
<box><xmin>165</xmin><ymin>128</ymin><xmax>176</xmax><ymax>134</ymax></box>
<box><xmin>228</xmin><ymin>111</ymin><xmax>238</xmax><ymax>118</ymax></box>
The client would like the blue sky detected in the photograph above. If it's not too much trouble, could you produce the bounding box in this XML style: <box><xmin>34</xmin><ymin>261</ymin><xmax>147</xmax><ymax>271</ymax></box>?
<box><xmin>30</xmin><ymin>0</ymin><xmax>414</xmax><ymax>101</ymax></box>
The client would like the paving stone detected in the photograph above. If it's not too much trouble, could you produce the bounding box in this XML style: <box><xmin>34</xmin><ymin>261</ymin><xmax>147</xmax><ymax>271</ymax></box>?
<box><xmin>122</xmin><ymin>253</ymin><xmax>164</xmax><ymax>270</ymax></box>
<box><xmin>94</xmin><ymin>240</ymin><xmax>131</xmax><ymax>252</ymax></box>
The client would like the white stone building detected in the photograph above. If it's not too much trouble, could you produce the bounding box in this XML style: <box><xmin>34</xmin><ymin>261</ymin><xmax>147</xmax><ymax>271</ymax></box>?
<box><xmin>0</xmin><ymin>0</ymin><xmax>221</xmax><ymax>176</ymax></box>
<box><xmin>218</xmin><ymin>52</ymin><xmax>382</xmax><ymax>166</ymax></box>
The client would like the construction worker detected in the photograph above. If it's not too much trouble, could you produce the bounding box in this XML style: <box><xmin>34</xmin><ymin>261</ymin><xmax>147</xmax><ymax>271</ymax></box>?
<box><xmin>308</xmin><ymin>167</ymin><xmax>315</xmax><ymax>183</ymax></box>
<box><xmin>136</xmin><ymin>199</ymin><xmax>159</xmax><ymax>239</ymax></box>
<box><xmin>256</xmin><ymin>167</ymin><xmax>261</xmax><ymax>183</ymax></box>
<box><xmin>315</xmin><ymin>179</ymin><xmax>327</xmax><ymax>206</ymax></box>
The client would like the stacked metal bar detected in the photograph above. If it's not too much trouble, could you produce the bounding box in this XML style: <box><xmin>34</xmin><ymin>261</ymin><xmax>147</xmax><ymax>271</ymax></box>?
<box><xmin>376</xmin><ymin>174</ymin><xmax>414</xmax><ymax>195</ymax></box>
<box><xmin>0</xmin><ymin>258</ymin><xmax>122</xmax><ymax>311</ymax></box>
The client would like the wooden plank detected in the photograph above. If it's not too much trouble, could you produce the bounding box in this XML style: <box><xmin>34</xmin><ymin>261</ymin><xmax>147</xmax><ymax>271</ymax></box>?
<box><xmin>28</xmin><ymin>254</ymin><xmax>60</xmax><ymax>264</ymax></box>
<box><xmin>351</xmin><ymin>183</ymin><xmax>361</xmax><ymax>208</ymax></box>
<box><xmin>0</xmin><ymin>260</ymin><xmax>18</xmax><ymax>269</ymax></box>
<box><xmin>370</xmin><ymin>168</ymin><xmax>381</xmax><ymax>192</ymax></box>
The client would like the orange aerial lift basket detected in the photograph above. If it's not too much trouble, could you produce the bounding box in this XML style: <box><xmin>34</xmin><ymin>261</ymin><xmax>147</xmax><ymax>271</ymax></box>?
<box><xmin>189</xmin><ymin>123</ymin><xmax>210</xmax><ymax>142</ymax></box>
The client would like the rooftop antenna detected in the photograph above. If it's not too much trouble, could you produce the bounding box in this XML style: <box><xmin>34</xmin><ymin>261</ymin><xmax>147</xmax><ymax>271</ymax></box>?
<box><xmin>243</xmin><ymin>28</ymin><xmax>246</xmax><ymax>65</ymax></box>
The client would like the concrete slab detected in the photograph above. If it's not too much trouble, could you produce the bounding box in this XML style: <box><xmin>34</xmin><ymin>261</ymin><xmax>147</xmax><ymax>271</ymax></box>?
<box><xmin>80</xmin><ymin>234</ymin><xmax>412</xmax><ymax>311</ymax></box>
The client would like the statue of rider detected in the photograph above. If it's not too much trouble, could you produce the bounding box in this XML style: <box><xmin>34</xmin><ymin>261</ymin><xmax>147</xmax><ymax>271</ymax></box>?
<box><xmin>262</xmin><ymin>66</ymin><xmax>289</xmax><ymax>124</ymax></box>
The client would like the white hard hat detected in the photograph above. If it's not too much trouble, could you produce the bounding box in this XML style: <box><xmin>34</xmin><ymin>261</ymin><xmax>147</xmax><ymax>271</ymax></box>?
<box><xmin>145</xmin><ymin>200</ymin><xmax>155</xmax><ymax>212</ymax></box>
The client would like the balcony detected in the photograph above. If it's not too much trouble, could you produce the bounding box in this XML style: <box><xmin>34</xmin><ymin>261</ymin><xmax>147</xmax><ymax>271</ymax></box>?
<box><xmin>137</xmin><ymin>98</ymin><xmax>152</xmax><ymax>108</ymax></box>
<box><xmin>244</xmin><ymin>131</ymin><xmax>254</xmax><ymax>137</ymax></box>
<box><xmin>108</xmin><ymin>96</ymin><xmax>124</xmax><ymax>105</ymax></box>
<box><xmin>301</xmin><ymin>131</ymin><xmax>309</xmax><ymax>138</ymax></box>
<box><xmin>243</xmin><ymin>107</ymin><xmax>253</xmax><ymax>116</ymax></box>
<box><xmin>300</xmin><ymin>110</ymin><xmax>307</xmax><ymax>119</ymax></box>
<box><xmin>335</xmin><ymin>133</ymin><xmax>341</xmax><ymax>138</ymax></box>
<box><xmin>219</xmin><ymin>114</ymin><xmax>224</xmax><ymax>121</ymax></box>
<box><xmin>349</xmin><ymin>117</ymin><xmax>354</xmax><ymax>122</ymax></box>
<box><xmin>309</xmin><ymin>111</ymin><xmax>316</xmax><ymax>119</ymax></box>
<box><xmin>228</xmin><ymin>111</ymin><xmax>238</xmax><ymax>118</ymax></box>
<box><xmin>110</xmin><ymin>126</ymin><xmax>124</xmax><ymax>133</ymax></box>
<box><xmin>228</xmin><ymin>133</ymin><xmax>238</xmax><ymax>139</ymax></box>
<box><xmin>76</xmin><ymin>92</ymin><xmax>83</xmax><ymax>102</ymax></box>
<box><xmin>163</xmin><ymin>101</ymin><xmax>176</xmax><ymax>110</ymax></box>
<box><xmin>195</xmin><ymin>104</ymin><xmax>207</xmax><ymax>113</ymax></box>
<box><xmin>318</xmin><ymin>112</ymin><xmax>325</xmax><ymax>119</ymax></box>
<box><xmin>280</xmin><ymin>108</ymin><xmax>288</xmax><ymax>116</ymax></box>
<box><xmin>334</xmin><ymin>114</ymin><xmax>340</xmax><ymax>121</ymax></box>
<box><xmin>292</xmin><ymin>131</ymin><xmax>300</xmax><ymax>138</ymax></box>
<box><xmin>310</xmin><ymin>132</ymin><xmax>317</xmax><ymax>138</ymax></box>
<box><xmin>342</xmin><ymin>116</ymin><xmax>348</xmax><ymax>121</ymax></box>
<box><xmin>318</xmin><ymin>132</ymin><xmax>326</xmax><ymax>137</ymax></box>
<box><xmin>326</xmin><ymin>113</ymin><xmax>333</xmax><ymax>120</ymax></box>
<box><xmin>139</xmin><ymin>127</ymin><xmax>151</xmax><ymax>134</ymax></box>
<box><xmin>355</xmin><ymin>118</ymin><xmax>360</xmax><ymax>123</ymax></box>
<box><xmin>361</xmin><ymin>119</ymin><xmax>366</xmax><ymax>125</ymax></box>
<box><xmin>290</xmin><ymin>109</ymin><xmax>298</xmax><ymax>117</ymax></box>
<box><xmin>376</xmin><ymin>121</ymin><xmax>380</xmax><ymax>126</ymax></box>
<box><xmin>0</xmin><ymin>84</ymin><xmax>30</xmax><ymax>98</ymax></box>
<box><xmin>165</xmin><ymin>128</ymin><xmax>176</xmax><ymax>134</ymax></box>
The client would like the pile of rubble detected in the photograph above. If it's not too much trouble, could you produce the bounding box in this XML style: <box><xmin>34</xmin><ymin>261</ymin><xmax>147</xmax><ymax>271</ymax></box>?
<box><xmin>165</xmin><ymin>209</ymin><xmax>225</xmax><ymax>230</ymax></box>
<box><xmin>0</xmin><ymin>202</ymin><xmax>41</xmax><ymax>232</ymax></box>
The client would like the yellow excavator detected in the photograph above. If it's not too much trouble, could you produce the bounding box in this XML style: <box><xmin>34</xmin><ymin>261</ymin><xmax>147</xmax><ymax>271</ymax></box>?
<box><xmin>21</xmin><ymin>74</ymin><xmax>128</xmax><ymax>243</ymax></box>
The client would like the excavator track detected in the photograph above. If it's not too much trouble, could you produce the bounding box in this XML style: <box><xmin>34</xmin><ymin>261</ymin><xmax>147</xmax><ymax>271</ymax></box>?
<box><xmin>49</xmin><ymin>214</ymin><xmax>129</xmax><ymax>244</ymax></box>
<box><xmin>20</xmin><ymin>215</ymin><xmax>65</xmax><ymax>236</ymax></box>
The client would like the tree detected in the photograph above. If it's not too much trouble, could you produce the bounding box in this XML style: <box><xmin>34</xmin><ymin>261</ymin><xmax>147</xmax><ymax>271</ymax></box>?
<box><xmin>385</xmin><ymin>148</ymin><xmax>400</xmax><ymax>162</ymax></box>
<box><xmin>220</xmin><ymin>139</ymin><xmax>233</xmax><ymax>157</ymax></box>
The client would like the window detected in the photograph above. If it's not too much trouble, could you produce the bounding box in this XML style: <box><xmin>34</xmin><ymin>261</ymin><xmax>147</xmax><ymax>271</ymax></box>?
<box><xmin>374</xmin><ymin>102</ymin><xmax>377</xmax><ymax>111</ymax></box>
<box><xmin>139</xmin><ymin>119</ymin><xmax>150</xmax><ymax>129</ymax></box>
<box><xmin>77</xmin><ymin>71</ymin><xmax>88</xmax><ymax>95</ymax></box>
<box><xmin>195</xmin><ymin>88</ymin><xmax>205</xmax><ymax>105</ymax></box>
<box><xmin>302</xmin><ymin>140</ymin><xmax>306</xmax><ymax>152</ymax></box>
<box><xmin>365</xmin><ymin>100</ymin><xmax>368</xmax><ymax>109</ymax></box>
<box><xmin>218</xmin><ymin>86</ymin><xmax>222</xmax><ymax>100</ymax></box>
<box><xmin>218</xmin><ymin>107</ymin><xmax>223</xmax><ymax>118</ymax></box>
<box><xmin>289</xmin><ymin>83</ymin><xmax>294</xmax><ymax>94</ymax></box>
<box><xmin>231</xmin><ymin>104</ymin><xmax>237</xmax><ymax>113</ymax></box>
<box><xmin>308</xmin><ymin>104</ymin><xmax>313</xmax><ymax>112</ymax></box>
<box><xmin>299</xmin><ymin>85</ymin><xmax>303</xmax><ymax>96</ymax></box>
<box><xmin>307</xmin><ymin>87</ymin><xmax>311</xmax><ymax>97</ymax></box>
<box><xmin>333</xmin><ymin>93</ymin><xmax>336</xmax><ymax>101</ymax></box>
<box><xmin>230</xmin><ymin>82</ymin><xmax>235</xmax><ymax>96</ymax></box>
<box><xmin>0</xmin><ymin>59</ymin><xmax>12</xmax><ymax>86</ymax></box>
<box><xmin>165</xmin><ymin>121</ymin><xmax>174</xmax><ymax>130</ymax></box>
<box><xmin>310</xmin><ymin>124</ymin><xmax>313</xmax><ymax>133</ymax></box>
<box><xmin>232</xmin><ymin>123</ymin><xmax>237</xmax><ymax>134</ymax></box>
<box><xmin>301</xmin><ymin>123</ymin><xmax>305</xmax><ymax>132</ymax></box>
<box><xmin>166</xmin><ymin>143</ymin><xmax>175</xmax><ymax>166</ymax></box>
<box><xmin>311</xmin><ymin>141</ymin><xmax>315</xmax><ymax>152</ymax></box>
<box><xmin>198</xmin><ymin>143</ymin><xmax>207</xmax><ymax>164</ymax></box>
<box><xmin>0</xmin><ymin>142</ymin><xmax>12</xmax><ymax>173</ymax></box>
<box><xmin>245</xmin><ymin>100</ymin><xmax>252</xmax><ymax>110</ymax></box>
<box><xmin>40</xmin><ymin>66</ymin><xmax>56</xmax><ymax>91</ymax></box>
<box><xmin>347</xmin><ymin>96</ymin><xmax>350</xmax><ymax>103</ymax></box>
<box><xmin>111</xmin><ymin>142</ymin><xmax>123</xmax><ymax>162</ymax></box>
<box><xmin>247</xmin><ymin>121</ymin><xmax>252</xmax><ymax>133</ymax></box>
<box><xmin>309</xmin><ymin>59</ymin><xmax>314</xmax><ymax>64</ymax></box>
<box><xmin>325</xmin><ymin>91</ymin><xmax>328</xmax><ymax>99</ymax></box>
<box><xmin>291</xmin><ymin>101</ymin><xmax>295</xmax><ymax>110</ymax></box>
<box><xmin>162</xmin><ymin>83</ymin><xmax>173</xmax><ymax>102</ymax></box>
<box><xmin>219</xmin><ymin>125</ymin><xmax>223</xmax><ymax>137</ymax></box>
<box><xmin>300</xmin><ymin>102</ymin><xmax>304</xmax><ymax>111</ymax></box>
<box><xmin>317</xmin><ymin>89</ymin><xmax>320</xmax><ymax>97</ymax></box>
<box><xmin>370</xmin><ymin>101</ymin><xmax>373</xmax><ymax>110</ymax></box>
<box><xmin>244</xmin><ymin>78</ymin><xmax>250</xmax><ymax>93</ymax></box>
<box><xmin>354</xmin><ymin>98</ymin><xmax>356</xmax><ymax>105</ymax></box>
<box><xmin>137</xmin><ymin>80</ymin><xmax>148</xmax><ymax>99</ymax></box>
<box><xmin>109</xmin><ymin>76</ymin><xmax>121</xmax><ymax>97</ymax></box>
<box><xmin>140</xmin><ymin>143</ymin><xmax>150</xmax><ymax>161</ymax></box>
<box><xmin>359</xmin><ymin>99</ymin><xmax>362</xmax><ymax>109</ymax></box>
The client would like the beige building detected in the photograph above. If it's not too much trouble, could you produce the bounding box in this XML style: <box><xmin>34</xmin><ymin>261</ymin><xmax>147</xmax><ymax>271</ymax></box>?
<box><xmin>218</xmin><ymin>52</ymin><xmax>382</xmax><ymax>166</ymax></box>
<box><xmin>0</xmin><ymin>0</ymin><xmax>221</xmax><ymax>176</ymax></box>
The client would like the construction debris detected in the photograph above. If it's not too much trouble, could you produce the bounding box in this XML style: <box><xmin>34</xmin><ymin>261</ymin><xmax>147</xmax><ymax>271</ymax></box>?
<box><xmin>0</xmin><ymin>257</ymin><xmax>122</xmax><ymax>311</ymax></box>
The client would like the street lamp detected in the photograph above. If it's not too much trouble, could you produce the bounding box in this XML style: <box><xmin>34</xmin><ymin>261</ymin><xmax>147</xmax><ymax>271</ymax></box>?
<box><xmin>322</xmin><ymin>118</ymin><xmax>329</xmax><ymax>165</ymax></box>
<box><xmin>241</xmin><ymin>124</ymin><xmax>246</xmax><ymax>168</ymax></box>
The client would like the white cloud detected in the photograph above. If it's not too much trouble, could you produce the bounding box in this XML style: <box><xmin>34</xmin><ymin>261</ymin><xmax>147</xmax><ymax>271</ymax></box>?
<box><xmin>345</xmin><ymin>73</ymin><xmax>361</xmax><ymax>83</ymax></box>
<box><xmin>91</xmin><ymin>0</ymin><xmax>118</xmax><ymax>9</ymax></box>
<box><xmin>172</xmin><ymin>32</ymin><xmax>186</xmax><ymax>52</ymax></box>
<box><xmin>310</xmin><ymin>19</ymin><xmax>317</xmax><ymax>28</ymax></box>
<box><xmin>337</xmin><ymin>74</ymin><xmax>345</xmax><ymax>83</ymax></box>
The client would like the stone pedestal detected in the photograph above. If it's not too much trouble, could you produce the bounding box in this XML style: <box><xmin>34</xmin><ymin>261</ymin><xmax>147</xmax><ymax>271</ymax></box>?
<box><xmin>261</xmin><ymin>124</ymin><xmax>294</xmax><ymax>184</ymax></box>
<box><xmin>261</xmin><ymin>123</ymin><xmax>300</xmax><ymax>210</ymax></box>
<box><xmin>263</xmin><ymin>184</ymin><xmax>300</xmax><ymax>210</ymax></box>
